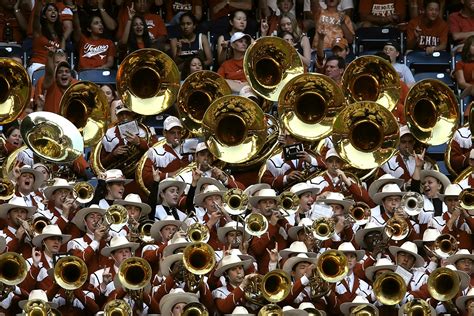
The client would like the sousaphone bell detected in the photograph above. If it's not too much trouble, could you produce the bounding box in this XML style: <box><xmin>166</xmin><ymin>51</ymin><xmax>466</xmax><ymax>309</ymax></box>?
<box><xmin>278</xmin><ymin>73</ymin><xmax>345</xmax><ymax>141</ymax></box>
<box><xmin>244</xmin><ymin>36</ymin><xmax>304</xmax><ymax>101</ymax></box>
<box><xmin>332</xmin><ymin>101</ymin><xmax>399</xmax><ymax>169</ymax></box>
<box><xmin>405</xmin><ymin>79</ymin><xmax>459</xmax><ymax>146</ymax></box>
<box><xmin>117</xmin><ymin>48</ymin><xmax>180</xmax><ymax>115</ymax></box>
<box><xmin>202</xmin><ymin>96</ymin><xmax>267</xmax><ymax>163</ymax></box>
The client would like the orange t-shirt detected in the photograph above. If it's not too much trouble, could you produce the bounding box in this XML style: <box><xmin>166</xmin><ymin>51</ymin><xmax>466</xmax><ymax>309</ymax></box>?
<box><xmin>27</xmin><ymin>1</ymin><xmax>73</xmax><ymax>36</ymax></box>
<box><xmin>30</xmin><ymin>35</ymin><xmax>60</xmax><ymax>65</ymax></box>
<box><xmin>455</xmin><ymin>60</ymin><xmax>474</xmax><ymax>85</ymax></box>
<box><xmin>359</xmin><ymin>0</ymin><xmax>406</xmax><ymax>21</ymax></box>
<box><xmin>406</xmin><ymin>16</ymin><xmax>448</xmax><ymax>50</ymax></box>
<box><xmin>217</xmin><ymin>58</ymin><xmax>246</xmax><ymax>82</ymax></box>
<box><xmin>78</xmin><ymin>35</ymin><xmax>115</xmax><ymax>70</ymax></box>
<box><xmin>312</xmin><ymin>10</ymin><xmax>354</xmax><ymax>49</ymax></box>
<box><xmin>116</xmin><ymin>11</ymin><xmax>166</xmax><ymax>41</ymax></box>
<box><xmin>44</xmin><ymin>78</ymin><xmax>78</xmax><ymax>114</ymax></box>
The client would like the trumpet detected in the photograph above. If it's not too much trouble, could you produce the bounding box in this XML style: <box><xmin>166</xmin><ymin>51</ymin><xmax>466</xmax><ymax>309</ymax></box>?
<box><xmin>373</xmin><ymin>271</ymin><xmax>407</xmax><ymax>305</ymax></box>
<box><xmin>316</xmin><ymin>250</ymin><xmax>349</xmax><ymax>283</ymax></box>
<box><xmin>103</xmin><ymin>299</ymin><xmax>132</xmax><ymax>316</ymax></box>
<box><xmin>277</xmin><ymin>191</ymin><xmax>300</xmax><ymax>216</ymax></box>
<box><xmin>312</xmin><ymin>217</ymin><xmax>335</xmax><ymax>241</ymax></box>
<box><xmin>384</xmin><ymin>217</ymin><xmax>409</xmax><ymax>241</ymax></box>
<box><xmin>186</xmin><ymin>222</ymin><xmax>210</xmax><ymax>243</ymax></box>
<box><xmin>400</xmin><ymin>192</ymin><xmax>424</xmax><ymax>216</ymax></box>
<box><xmin>182</xmin><ymin>302</ymin><xmax>209</xmax><ymax>316</ymax></box>
<box><xmin>348</xmin><ymin>202</ymin><xmax>371</xmax><ymax>225</ymax></box>
<box><xmin>433</xmin><ymin>234</ymin><xmax>458</xmax><ymax>259</ymax></box>
<box><xmin>222</xmin><ymin>188</ymin><xmax>249</xmax><ymax>216</ymax></box>
<box><xmin>73</xmin><ymin>181</ymin><xmax>94</xmax><ymax>204</ymax></box>
<box><xmin>244</xmin><ymin>213</ymin><xmax>268</xmax><ymax>237</ymax></box>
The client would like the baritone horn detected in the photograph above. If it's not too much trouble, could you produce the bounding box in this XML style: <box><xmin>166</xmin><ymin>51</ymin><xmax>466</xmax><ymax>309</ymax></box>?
<box><xmin>316</xmin><ymin>250</ymin><xmax>349</xmax><ymax>283</ymax></box>
<box><xmin>244</xmin><ymin>36</ymin><xmax>304</xmax><ymax>101</ymax></box>
<box><xmin>182</xmin><ymin>302</ymin><xmax>209</xmax><ymax>316</ymax></box>
<box><xmin>405</xmin><ymin>79</ymin><xmax>459</xmax><ymax>146</ymax></box>
<box><xmin>459</xmin><ymin>188</ymin><xmax>474</xmax><ymax>210</ymax></box>
<box><xmin>73</xmin><ymin>181</ymin><xmax>94</xmax><ymax>204</ymax></box>
<box><xmin>312</xmin><ymin>217</ymin><xmax>335</xmax><ymax>241</ymax></box>
<box><xmin>385</xmin><ymin>216</ymin><xmax>409</xmax><ymax>240</ymax></box>
<box><xmin>400</xmin><ymin>192</ymin><xmax>424</xmax><ymax>216</ymax></box>
<box><xmin>433</xmin><ymin>234</ymin><xmax>458</xmax><ymax>259</ymax></box>
<box><xmin>262</xmin><ymin>269</ymin><xmax>292</xmax><ymax>303</ymax></box>
<box><xmin>427</xmin><ymin>267</ymin><xmax>460</xmax><ymax>302</ymax></box>
<box><xmin>118</xmin><ymin>257</ymin><xmax>152</xmax><ymax>291</ymax></box>
<box><xmin>54</xmin><ymin>256</ymin><xmax>88</xmax><ymax>290</ymax></box>
<box><xmin>183</xmin><ymin>242</ymin><xmax>216</xmax><ymax>275</ymax></box>
<box><xmin>348</xmin><ymin>202</ymin><xmax>371</xmax><ymax>225</ymax></box>
<box><xmin>0</xmin><ymin>177</ymin><xmax>14</xmax><ymax>201</ymax></box>
<box><xmin>104</xmin><ymin>299</ymin><xmax>132</xmax><ymax>316</ymax></box>
<box><xmin>244</xmin><ymin>213</ymin><xmax>269</xmax><ymax>237</ymax></box>
<box><xmin>223</xmin><ymin>188</ymin><xmax>249</xmax><ymax>216</ymax></box>
<box><xmin>0</xmin><ymin>252</ymin><xmax>27</xmax><ymax>285</ymax></box>
<box><xmin>373</xmin><ymin>271</ymin><xmax>407</xmax><ymax>305</ymax></box>
<box><xmin>277</xmin><ymin>191</ymin><xmax>300</xmax><ymax>216</ymax></box>
<box><xmin>103</xmin><ymin>204</ymin><xmax>129</xmax><ymax>228</ymax></box>
<box><xmin>186</xmin><ymin>223</ymin><xmax>210</xmax><ymax>243</ymax></box>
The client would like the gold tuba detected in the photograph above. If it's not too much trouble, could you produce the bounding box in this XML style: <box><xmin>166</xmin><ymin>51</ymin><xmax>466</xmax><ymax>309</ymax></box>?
<box><xmin>459</xmin><ymin>188</ymin><xmax>474</xmax><ymax>210</ymax></box>
<box><xmin>342</xmin><ymin>55</ymin><xmax>400</xmax><ymax>110</ymax></box>
<box><xmin>54</xmin><ymin>256</ymin><xmax>88</xmax><ymax>290</ymax></box>
<box><xmin>400</xmin><ymin>192</ymin><xmax>424</xmax><ymax>216</ymax></box>
<box><xmin>373</xmin><ymin>271</ymin><xmax>407</xmax><ymax>305</ymax></box>
<box><xmin>182</xmin><ymin>242</ymin><xmax>216</xmax><ymax>275</ymax></box>
<box><xmin>186</xmin><ymin>223</ymin><xmax>210</xmax><ymax>243</ymax></box>
<box><xmin>0</xmin><ymin>58</ymin><xmax>31</xmax><ymax>125</ymax></box>
<box><xmin>20</xmin><ymin>112</ymin><xmax>84</xmax><ymax>163</ymax></box>
<box><xmin>278</xmin><ymin>73</ymin><xmax>345</xmax><ymax>141</ymax></box>
<box><xmin>312</xmin><ymin>217</ymin><xmax>335</xmax><ymax>241</ymax></box>
<box><xmin>116</xmin><ymin>48</ymin><xmax>180</xmax><ymax>116</ymax></box>
<box><xmin>332</xmin><ymin>101</ymin><xmax>399</xmax><ymax>170</ymax></box>
<box><xmin>222</xmin><ymin>188</ymin><xmax>249</xmax><ymax>216</ymax></box>
<box><xmin>103</xmin><ymin>299</ymin><xmax>132</xmax><ymax>316</ymax></box>
<box><xmin>59</xmin><ymin>81</ymin><xmax>108</xmax><ymax>146</ymax></box>
<box><xmin>277</xmin><ymin>191</ymin><xmax>300</xmax><ymax>216</ymax></box>
<box><xmin>244</xmin><ymin>36</ymin><xmax>304</xmax><ymax>101</ymax></box>
<box><xmin>427</xmin><ymin>267</ymin><xmax>460</xmax><ymax>302</ymax></box>
<box><xmin>118</xmin><ymin>257</ymin><xmax>152</xmax><ymax>291</ymax></box>
<box><xmin>385</xmin><ymin>217</ymin><xmax>409</xmax><ymax>241</ymax></box>
<box><xmin>202</xmin><ymin>96</ymin><xmax>267</xmax><ymax>164</ymax></box>
<box><xmin>0</xmin><ymin>252</ymin><xmax>27</xmax><ymax>285</ymax></box>
<box><xmin>348</xmin><ymin>202</ymin><xmax>371</xmax><ymax>225</ymax></box>
<box><xmin>0</xmin><ymin>177</ymin><xmax>14</xmax><ymax>201</ymax></box>
<box><xmin>261</xmin><ymin>269</ymin><xmax>292</xmax><ymax>303</ymax></box>
<box><xmin>244</xmin><ymin>213</ymin><xmax>269</xmax><ymax>237</ymax></box>
<box><xmin>177</xmin><ymin>70</ymin><xmax>232</xmax><ymax>136</ymax></box>
<box><xmin>73</xmin><ymin>181</ymin><xmax>95</xmax><ymax>204</ymax></box>
<box><xmin>22</xmin><ymin>299</ymin><xmax>51</xmax><ymax>316</ymax></box>
<box><xmin>401</xmin><ymin>298</ymin><xmax>432</xmax><ymax>316</ymax></box>
<box><xmin>182</xmin><ymin>302</ymin><xmax>209</xmax><ymax>316</ymax></box>
<box><xmin>405</xmin><ymin>79</ymin><xmax>459</xmax><ymax>146</ymax></box>
<box><xmin>316</xmin><ymin>250</ymin><xmax>349</xmax><ymax>283</ymax></box>
<box><xmin>433</xmin><ymin>234</ymin><xmax>458</xmax><ymax>259</ymax></box>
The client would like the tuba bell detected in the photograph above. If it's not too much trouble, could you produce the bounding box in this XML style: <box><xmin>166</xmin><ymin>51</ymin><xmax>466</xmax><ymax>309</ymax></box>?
<box><xmin>400</xmin><ymin>192</ymin><xmax>424</xmax><ymax>216</ymax></box>
<box><xmin>459</xmin><ymin>188</ymin><xmax>474</xmax><ymax>210</ymax></box>
<box><xmin>261</xmin><ymin>269</ymin><xmax>292</xmax><ymax>303</ymax></box>
<box><xmin>385</xmin><ymin>217</ymin><xmax>409</xmax><ymax>241</ymax></box>
<box><xmin>118</xmin><ymin>257</ymin><xmax>152</xmax><ymax>291</ymax></box>
<box><xmin>0</xmin><ymin>252</ymin><xmax>27</xmax><ymax>285</ymax></box>
<box><xmin>223</xmin><ymin>188</ymin><xmax>249</xmax><ymax>216</ymax></box>
<box><xmin>405</xmin><ymin>79</ymin><xmax>459</xmax><ymax>146</ymax></box>
<box><xmin>116</xmin><ymin>48</ymin><xmax>180</xmax><ymax>115</ymax></box>
<box><xmin>277</xmin><ymin>191</ymin><xmax>300</xmax><ymax>216</ymax></box>
<box><xmin>373</xmin><ymin>271</ymin><xmax>407</xmax><ymax>305</ymax></box>
<box><xmin>54</xmin><ymin>256</ymin><xmax>88</xmax><ymax>290</ymax></box>
<box><xmin>22</xmin><ymin>299</ymin><xmax>51</xmax><ymax>316</ymax></box>
<box><xmin>59</xmin><ymin>81</ymin><xmax>109</xmax><ymax>146</ymax></box>
<box><xmin>433</xmin><ymin>234</ymin><xmax>458</xmax><ymax>259</ymax></box>
<box><xmin>0</xmin><ymin>177</ymin><xmax>14</xmax><ymax>201</ymax></box>
<box><xmin>177</xmin><ymin>70</ymin><xmax>232</xmax><ymax>136</ymax></box>
<box><xmin>342</xmin><ymin>55</ymin><xmax>400</xmax><ymax>110</ymax></box>
<box><xmin>186</xmin><ymin>223</ymin><xmax>210</xmax><ymax>243</ymax></box>
<box><xmin>316</xmin><ymin>250</ymin><xmax>349</xmax><ymax>283</ymax></box>
<box><xmin>202</xmin><ymin>96</ymin><xmax>267</xmax><ymax>164</ymax></box>
<box><xmin>244</xmin><ymin>36</ymin><xmax>304</xmax><ymax>101</ymax></box>
<box><xmin>244</xmin><ymin>213</ymin><xmax>269</xmax><ymax>237</ymax></box>
<box><xmin>332</xmin><ymin>101</ymin><xmax>399</xmax><ymax>170</ymax></box>
<box><xmin>348</xmin><ymin>202</ymin><xmax>371</xmax><ymax>225</ymax></box>
<box><xmin>427</xmin><ymin>267</ymin><xmax>460</xmax><ymax>302</ymax></box>
<box><xmin>278</xmin><ymin>73</ymin><xmax>345</xmax><ymax>141</ymax></box>
<box><xmin>103</xmin><ymin>299</ymin><xmax>132</xmax><ymax>316</ymax></box>
<box><xmin>312</xmin><ymin>217</ymin><xmax>335</xmax><ymax>241</ymax></box>
<box><xmin>182</xmin><ymin>242</ymin><xmax>216</xmax><ymax>275</ymax></box>
<box><xmin>73</xmin><ymin>181</ymin><xmax>95</xmax><ymax>204</ymax></box>
<box><xmin>182</xmin><ymin>302</ymin><xmax>209</xmax><ymax>316</ymax></box>
<box><xmin>0</xmin><ymin>58</ymin><xmax>31</xmax><ymax>125</ymax></box>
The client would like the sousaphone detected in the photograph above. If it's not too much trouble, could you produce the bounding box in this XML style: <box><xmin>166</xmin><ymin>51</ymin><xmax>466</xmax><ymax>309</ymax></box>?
<box><xmin>342</xmin><ymin>55</ymin><xmax>400</xmax><ymax>110</ymax></box>
<box><xmin>202</xmin><ymin>96</ymin><xmax>267</xmax><ymax>164</ymax></box>
<box><xmin>405</xmin><ymin>79</ymin><xmax>459</xmax><ymax>146</ymax></box>
<box><xmin>244</xmin><ymin>36</ymin><xmax>304</xmax><ymax>101</ymax></box>
<box><xmin>278</xmin><ymin>73</ymin><xmax>345</xmax><ymax>141</ymax></box>
<box><xmin>177</xmin><ymin>70</ymin><xmax>232</xmax><ymax>136</ymax></box>
<box><xmin>332</xmin><ymin>101</ymin><xmax>399</xmax><ymax>169</ymax></box>
<box><xmin>59</xmin><ymin>81</ymin><xmax>109</xmax><ymax>146</ymax></box>
<box><xmin>0</xmin><ymin>58</ymin><xmax>31</xmax><ymax>125</ymax></box>
<box><xmin>116</xmin><ymin>48</ymin><xmax>180</xmax><ymax>115</ymax></box>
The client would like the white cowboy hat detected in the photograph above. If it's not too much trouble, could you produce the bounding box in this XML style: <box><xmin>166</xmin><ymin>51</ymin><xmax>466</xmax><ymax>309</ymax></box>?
<box><xmin>217</xmin><ymin>221</ymin><xmax>251</xmax><ymax>244</ymax></box>
<box><xmin>290</xmin><ymin>182</ymin><xmax>320</xmax><ymax>197</ymax></box>
<box><xmin>14</xmin><ymin>165</ymin><xmax>44</xmax><ymax>191</ymax></box>
<box><xmin>338</xmin><ymin>242</ymin><xmax>365</xmax><ymax>261</ymax></box>
<box><xmin>104</xmin><ymin>169</ymin><xmax>132</xmax><ymax>184</ymax></box>
<box><xmin>32</xmin><ymin>224</ymin><xmax>71</xmax><ymax>248</ymax></box>
<box><xmin>456</xmin><ymin>287</ymin><xmax>474</xmax><ymax>312</ymax></box>
<box><xmin>100</xmin><ymin>235</ymin><xmax>139</xmax><ymax>257</ymax></box>
<box><xmin>288</xmin><ymin>218</ymin><xmax>314</xmax><ymax>240</ymax></box>
<box><xmin>195</xmin><ymin>142</ymin><xmax>208</xmax><ymax>153</ymax></box>
<box><xmin>248</xmin><ymin>188</ymin><xmax>278</xmax><ymax>208</ymax></box>
<box><xmin>0</xmin><ymin>196</ymin><xmax>37</xmax><ymax>218</ymax></box>
<box><xmin>160</xmin><ymin>253</ymin><xmax>183</xmax><ymax>277</ymax></box>
<box><xmin>195</xmin><ymin>177</ymin><xmax>226</xmax><ymax>195</ymax></box>
<box><xmin>368</xmin><ymin>174</ymin><xmax>404</xmax><ymax>200</ymax></box>
<box><xmin>43</xmin><ymin>178</ymin><xmax>73</xmax><ymax>200</ymax></box>
<box><xmin>159</xmin><ymin>289</ymin><xmax>198</xmax><ymax>316</ymax></box>
<box><xmin>365</xmin><ymin>258</ymin><xmax>397</xmax><ymax>282</ymax></box>
<box><xmin>389</xmin><ymin>241</ymin><xmax>425</xmax><ymax>268</ymax></box>
<box><xmin>224</xmin><ymin>306</ymin><xmax>255</xmax><ymax>316</ymax></box>
<box><xmin>372</xmin><ymin>183</ymin><xmax>406</xmax><ymax>205</ymax></box>
<box><xmin>299</xmin><ymin>302</ymin><xmax>326</xmax><ymax>316</ymax></box>
<box><xmin>114</xmin><ymin>193</ymin><xmax>151</xmax><ymax>217</ymax></box>
<box><xmin>445</xmin><ymin>264</ymin><xmax>470</xmax><ymax>291</ymax></box>
<box><xmin>317</xmin><ymin>192</ymin><xmax>354</xmax><ymax>212</ymax></box>
<box><xmin>413</xmin><ymin>228</ymin><xmax>440</xmax><ymax>247</ymax></box>
<box><xmin>149</xmin><ymin>215</ymin><xmax>181</xmax><ymax>242</ymax></box>
<box><xmin>279</xmin><ymin>241</ymin><xmax>317</xmax><ymax>260</ymax></box>
<box><xmin>243</xmin><ymin>183</ymin><xmax>271</xmax><ymax>197</ymax></box>
<box><xmin>420</xmin><ymin>170</ymin><xmax>451</xmax><ymax>193</ymax></box>
<box><xmin>163</xmin><ymin>116</ymin><xmax>183</xmax><ymax>131</ymax></box>
<box><xmin>193</xmin><ymin>185</ymin><xmax>225</xmax><ymax>207</ymax></box>
<box><xmin>163</xmin><ymin>235</ymin><xmax>191</xmax><ymax>257</ymax></box>
<box><xmin>282</xmin><ymin>253</ymin><xmax>317</xmax><ymax>276</ymax></box>
<box><xmin>18</xmin><ymin>289</ymin><xmax>58</xmax><ymax>309</ymax></box>
<box><xmin>157</xmin><ymin>178</ymin><xmax>186</xmax><ymax>204</ymax></box>
<box><xmin>282</xmin><ymin>306</ymin><xmax>308</xmax><ymax>316</ymax></box>
<box><xmin>340</xmin><ymin>296</ymin><xmax>379</xmax><ymax>316</ymax></box>
<box><xmin>446</xmin><ymin>249</ymin><xmax>474</xmax><ymax>266</ymax></box>
<box><xmin>71</xmin><ymin>204</ymin><xmax>105</xmax><ymax>232</ymax></box>
<box><xmin>438</xmin><ymin>183</ymin><xmax>463</xmax><ymax>202</ymax></box>
<box><xmin>214</xmin><ymin>255</ymin><xmax>252</xmax><ymax>277</ymax></box>
<box><xmin>228</xmin><ymin>248</ymin><xmax>256</xmax><ymax>263</ymax></box>
<box><xmin>354</xmin><ymin>222</ymin><xmax>384</xmax><ymax>249</ymax></box>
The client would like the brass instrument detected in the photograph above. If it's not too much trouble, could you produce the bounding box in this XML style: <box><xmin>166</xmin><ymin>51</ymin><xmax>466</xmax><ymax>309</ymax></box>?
<box><xmin>103</xmin><ymin>204</ymin><xmax>129</xmax><ymax>228</ymax></box>
<box><xmin>400</xmin><ymin>192</ymin><xmax>424</xmax><ymax>216</ymax></box>
<box><xmin>348</xmin><ymin>201</ymin><xmax>371</xmax><ymax>225</ymax></box>
<box><xmin>1</xmin><ymin>144</ymin><xmax>25</xmax><ymax>179</ymax></box>
<box><xmin>182</xmin><ymin>242</ymin><xmax>216</xmax><ymax>275</ymax></box>
<box><xmin>278</xmin><ymin>73</ymin><xmax>345</xmax><ymax>141</ymax></box>
<box><xmin>133</xmin><ymin>138</ymin><xmax>166</xmax><ymax>196</ymax></box>
<box><xmin>0</xmin><ymin>58</ymin><xmax>31</xmax><ymax>125</ymax></box>
<box><xmin>427</xmin><ymin>267</ymin><xmax>460</xmax><ymax>302</ymax></box>
<box><xmin>137</xmin><ymin>220</ymin><xmax>154</xmax><ymax>243</ymax></box>
<box><xmin>177</xmin><ymin>70</ymin><xmax>232</xmax><ymax>136</ymax></box>
<box><xmin>20</xmin><ymin>112</ymin><xmax>84</xmax><ymax>163</ymax></box>
<box><xmin>261</xmin><ymin>269</ymin><xmax>292</xmax><ymax>303</ymax></box>
<box><xmin>244</xmin><ymin>36</ymin><xmax>304</xmax><ymax>101</ymax></box>
<box><xmin>244</xmin><ymin>213</ymin><xmax>269</xmax><ymax>237</ymax></box>
<box><xmin>59</xmin><ymin>81</ymin><xmax>108</xmax><ymax>146</ymax></box>
<box><xmin>182</xmin><ymin>302</ymin><xmax>209</xmax><ymax>316</ymax></box>
<box><xmin>0</xmin><ymin>252</ymin><xmax>27</xmax><ymax>285</ymax></box>
<box><xmin>433</xmin><ymin>234</ymin><xmax>458</xmax><ymax>259</ymax></box>
<box><xmin>312</xmin><ymin>217</ymin><xmax>335</xmax><ymax>241</ymax></box>
<box><xmin>244</xmin><ymin>274</ymin><xmax>266</xmax><ymax>305</ymax></box>
<box><xmin>459</xmin><ymin>188</ymin><xmax>474</xmax><ymax>210</ymax></box>
<box><xmin>186</xmin><ymin>223</ymin><xmax>210</xmax><ymax>243</ymax></box>
<box><xmin>332</xmin><ymin>101</ymin><xmax>399</xmax><ymax>170</ymax></box>
<box><xmin>316</xmin><ymin>250</ymin><xmax>349</xmax><ymax>283</ymax></box>
<box><xmin>405</xmin><ymin>79</ymin><xmax>459</xmax><ymax>146</ymax></box>
<box><xmin>277</xmin><ymin>191</ymin><xmax>299</xmax><ymax>216</ymax></box>
<box><xmin>308</xmin><ymin>270</ymin><xmax>330</xmax><ymax>299</ymax></box>
<box><xmin>28</xmin><ymin>216</ymin><xmax>51</xmax><ymax>236</ymax></box>
<box><xmin>351</xmin><ymin>304</ymin><xmax>379</xmax><ymax>316</ymax></box>
<box><xmin>342</xmin><ymin>55</ymin><xmax>400</xmax><ymax>110</ymax></box>
<box><xmin>23</xmin><ymin>299</ymin><xmax>51</xmax><ymax>316</ymax></box>
<box><xmin>222</xmin><ymin>188</ymin><xmax>249</xmax><ymax>216</ymax></box>
<box><xmin>373</xmin><ymin>271</ymin><xmax>407</xmax><ymax>305</ymax></box>
<box><xmin>53</xmin><ymin>256</ymin><xmax>88</xmax><ymax>290</ymax></box>
<box><xmin>258</xmin><ymin>304</ymin><xmax>283</xmax><ymax>316</ymax></box>
<box><xmin>103</xmin><ymin>299</ymin><xmax>132</xmax><ymax>316</ymax></box>
<box><xmin>401</xmin><ymin>298</ymin><xmax>432</xmax><ymax>316</ymax></box>
<box><xmin>116</xmin><ymin>48</ymin><xmax>180</xmax><ymax>115</ymax></box>
<box><xmin>0</xmin><ymin>177</ymin><xmax>14</xmax><ymax>201</ymax></box>
<box><xmin>202</xmin><ymin>96</ymin><xmax>267</xmax><ymax>164</ymax></box>
<box><xmin>385</xmin><ymin>216</ymin><xmax>409</xmax><ymax>241</ymax></box>
<box><xmin>73</xmin><ymin>181</ymin><xmax>94</xmax><ymax>204</ymax></box>
<box><xmin>118</xmin><ymin>257</ymin><xmax>152</xmax><ymax>291</ymax></box>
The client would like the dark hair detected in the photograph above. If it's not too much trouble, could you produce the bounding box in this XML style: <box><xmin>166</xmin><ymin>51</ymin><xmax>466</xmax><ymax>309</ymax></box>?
<box><xmin>2</xmin><ymin>121</ymin><xmax>19</xmax><ymax>138</ymax></box>
<box><xmin>179</xmin><ymin>12</ymin><xmax>197</xmax><ymax>26</ymax></box>
<box><xmin>40</xmin><ymin>3</ymin><xmax>63</xmax><ymax>41</ymax></box>
<box><xmin>128</xmin><ymin>15</ymin><xmax>152</xmax><ymax>52</ymax></box>
<box><xmin>375</xmin><ymin>51</ymin><xmax>391</xmax><ymax>62</ymax></box>
<box><xmin>85</xmin><ymin>15</ymin><xmax>103</xmax><ymax>37</ymax></box>
<box><xmin>424</xmin><ymin>0</ymin><xmax>440</xmax><ymax>8</ymax></box>
<box><xmin>325</xmin><ymin>55</ymin><xmax>346</xmax><ymax>69</ymax></box>
<box><xmin>181</xmin><ymin>54</ymin><xmax>205</xmax><ymax>80</ymax></box>
<box><xmin>227</xmin><ymin>10</ymin><xmax>247</xmax><ymax>32</ymax></box>
<box><xmin>461</xmin><ymin>35</ymin><xmax>474</xmax><ymax>62</ymax></box>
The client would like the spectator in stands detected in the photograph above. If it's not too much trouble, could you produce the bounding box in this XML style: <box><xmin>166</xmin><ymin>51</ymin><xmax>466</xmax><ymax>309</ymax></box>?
<box><xmin>165</xmin><ymin>0</ymin><xmax>203</xmax><ymax>27</ymax></box>
<box><xmin>170</xmin><ymin>12</ymin><xmax>213</xmax><ymax>70</ymax></box>
<box><xmin>73</xmin><ymin>14</ymin><xmax>116</xmax><ymax>70</ymax></box>
<box><xmin>455</xmin><ymin>35</ymin><xmax>474</xmax><ymax>99</ymax></box>
<box><xmin>207</xmin><ymin>0</ymin><xmax>253</xmax><ymax>38</ymax></box>
<box><xmin>0</xmin><ymin>121</ymin><xmax>22</xmax><ymax>157</ymax></box>
<box><xmin>278</xmin><ymin>12</ymin><xmax>311</xmax><ymax>67</ymax></box>
<box><xmin>331</xmin><ymin>37</ymin><xmax>350</xmax><ymax>60</ymax></box>
<box><xmin>78</xmin><ymin>0</ymin><xmax>117</xmax><ymax>40</ymax></box>
<box><xmin>280</xmin><ymin>31</ymin><xmax>310</xmax><ymax>68</ymax></box>
<box><xmin>217</xmin><ymin>32</ymin><xmax>250</xmax><ymax>93</ymax></box>
<box><xmin>408</xmin><ymin>0</ymin><xmax>446</xmax><ymax>20</ymax></box>
<box><xmin>406</xmin><ymin>0</ymin><xmax>448</xmax><ymax>53</ymax></box>
<box><xmin>449</xmin><ymin>0</ymin><xmax>474</xmax><ymax>52</ymax></box>
<box><xmin>260</xmin><ymin>0</ymin><xmax>298</xmax><ymax>37</ymax></box>
<box><xmin>181</xmin><ymin>54</ymin><xmax>204</xmax><ymax>80</ymax></box>
<box><xmin>216</xmin><ymin>10</ymin><xmax>248</xmax><ymax>65</ymax></box>
<box><xmin>119</xmin><ymin>8</ymin><xmax>152</xmax><ymax>57</ymax></box>
<box><xmin>0</xmin><ymin>0</ymin><xmax>27</xmax><ymax>43</ymax></box>
<box><xmin>318</xmin><ymin>0</ymin><xmax>354</xmax><ymax>17</ymax></box>
<box><xmin>323</xmin><ymin>55</ymin><xmax>345</xmax><ymax>84</ymax></box>
<box><xmin>358</xmin><ymin>0</ymin><xmax>406</xmax><ymax>28</ymax></box>
<box><xmin>383</xmin><ymin>41</ymin><xmax>416</xmax><ymax>87</ymax></box>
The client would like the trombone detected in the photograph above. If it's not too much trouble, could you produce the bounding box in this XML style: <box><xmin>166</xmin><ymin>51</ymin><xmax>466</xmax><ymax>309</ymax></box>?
<box><xmin>427</xmin><ymin>267</ymin><xmax>460</xmax><ymax>302</ymax></box>
<box><xmin>312</xmin><ymin>217</ymin><xmax>335</xmax><ymax>241</ymax></box>
<box><xmin>400</xmin><ymin>192</ymin><xmax>424</xmax><ymax>216</ymax></box>
<box><xmin>182</xmin><ymin>242</ymin><xmax>216</xmax><ymax>275</ymax></box>
<box><xmin>186</xmin><ymin>223</ymin><xmax>210</xmax><ymax>243</ymax></box>
<box><xmin>182</xmin><ymin>302</ymin><xmax>209</xmax><ymax>316</ymax></box>
<box><xmin>348</xmin><ymin>202</ymin><xmax>371</xmax><ymax>226</ymax></box>
<box><xmin>433</xmin><ymin>234</ymin><xmax>458</xmax><ymax>259</ymax></box>
<box><xmin>384</xmin><ymin>217</ymin><xmax>409</xmax><ymax>241</ymax></box>
<box><xmin>222</xmin><ymin>188</ymin><xmax>249</xmax><ymax>216</ymax></box>
<box><xmin>118</xmin><ymin>257</ymin><xmax>152</xmax><ymax>291</ymax></box>
<box><xmin>400</xmin><ymin>298</ymin><xmax>432</xmax><ymax>316</ymax></box>
<box><xmin>459</xmin><ymin>188</ymin><xmax>474</xmax><ymax>210</ymax></box>
<box><xmin>100</xmin><ymin>204</ymin><xmax>129</xmax><ymax>229</ymax></box>
<box><xmin>0</xmin><ymin>178</ymin><xmax>14</xmax><ymax>201</ymax></box>
<box><xmin>277</xmin><ymin>191</ymin><xmax>300</xmax><ymax>216</ymax></box>
<box><xmin>261</xmin><ymin>269</ymin><xmax>292</xmax><ymax>303</ymax></box>
<box><xmin>53</xmin><ymin>256</ymin><xmax>88</xmax><ymax>290</ymax></box>
<box><xmin>72</xmin><ymin>181</ymin><xmax>94</xmax><ymax>204</ymax></box>
<box><xmin>0</xmin><ymin>252</ymin><xmax>28</xmax><ymax>286</ymax></box>
<box><xmin>244</xmin><ymin>213</ymin><xmax>269</xmax><ymax>237</ymax></box>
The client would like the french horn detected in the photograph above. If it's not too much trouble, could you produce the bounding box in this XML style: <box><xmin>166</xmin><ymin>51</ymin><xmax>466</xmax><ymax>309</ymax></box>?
<box><xmin>177</xmin><ymin>70</ymin><xmax>232</xmax><ymax>136</ymax></box>
<box><xmin>59</xmin><ymin>81</ymin><xmax>109</xmax><ymax>146</ymax></box>
<box><xmin>332</xmin><ymin>101</ymin><xmax>399</xmax><ymax>170</ymax></box>
<box><xmin>405</xmin><ymin>79</ymin><xmax>459</xmax><ymax>146</ymax></box>
<box><xmin>278</xmin><ymin>73</ymin><xmax>345</xmax><ymax>141</ymax></box>
<box><xmin>116</xmin><ymin>48</ymin><xmax>180</xmax><ymax>115</ymax></box>
<box><xmin>316</xmin><ymin>249</ymin><xmax>349</xmax><ymax>283</ymax></box>
<box><xmin>342</xmin><ymin>55</ymin><xmax>400</xmax><ymax>110</ymax></box>
<box><xmin>244</xmin><ymin>36</ymin><xmax>304</xmax><ymax>101</ymax></box>
<box><xmin>54</xmin><ymin>256</ymin><xmax>88</xmax><ymax>290</ymax></box>
<box><xmin>373</xmin><ymin>271</ymin><xmax>407</xmax><ymax>305</ymax></box>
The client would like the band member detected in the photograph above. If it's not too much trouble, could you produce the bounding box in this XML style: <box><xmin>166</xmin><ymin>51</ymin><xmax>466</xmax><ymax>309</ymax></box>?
<box><xmin>288</xmin><ymin>182</ymin><xmax>319</xmax><ymax>225</ymax></box>
<box><xmin>89</xmin><ymin>169</ymin><xmax>132</xmax><ymax>209</ymax></box>
<box><xmin>216</xmin><ymin>221</ymin><xmax>251</xmax><ymax>260</ymax></box>
<box><xmin>11</xmin><ymin>165</ymin><xmax>45</xmax><ymax>208</ymax></box>
<box><xmin>112</xmin><ymin>193</ymin><xmax>152</xmax><ymax>238</ymax></box>
<box><xmin>388</xmin><ymin>241</ymin><xmax>427</xmax><ymax>291</ymax></box>
<box><xmin>159</xmin><ymin>289</ymin><xmax>200</xmax><ymax>316</ymax></box>
<box><xmin>150</xmin><ymin>178</ymin><xmax>187</xmax><ymax>221</ymax></box>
